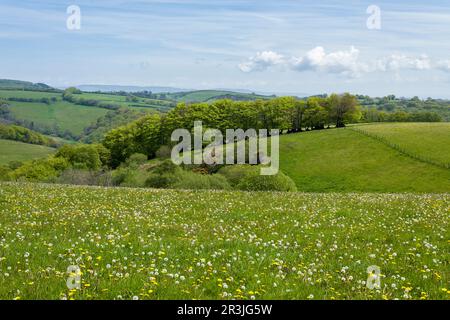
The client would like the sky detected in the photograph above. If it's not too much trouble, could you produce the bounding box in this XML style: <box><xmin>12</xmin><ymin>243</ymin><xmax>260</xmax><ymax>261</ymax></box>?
<box><xmin>1</xmin><ymin>0</ymin><xmax>450</xmax><ymax>97</ymax></box>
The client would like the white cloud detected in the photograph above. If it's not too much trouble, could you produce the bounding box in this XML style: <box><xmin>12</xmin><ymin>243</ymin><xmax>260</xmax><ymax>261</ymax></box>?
<box><xmin>436</xmin><ymin>59</ymin><xmax>450</xmax><ymax>71</ymax></box>
<box><xmin>377</xmin><ymin>54</ymin><xmax>432</xmax><ymax>71</ymax></box>
<box><xmin>290</xmin><ymin>46</ymin><xmax>368</xmax><ymax>76</ymax></box>
<box><xmin>238</xmin><ymin>51</ymin><xmax>285</xmax><ymax>72</ymax></box>
<box><xmin>239</xmin><ymin>47</ymin><xmax>448</xmax><ymax>77</ymax></box>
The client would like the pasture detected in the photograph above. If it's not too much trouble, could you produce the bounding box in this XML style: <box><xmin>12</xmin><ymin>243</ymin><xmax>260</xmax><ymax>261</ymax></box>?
<box><xmin>0</xmin><ymin>140</ymin><xmax>55</xmax><ymax>165</ymax></box>
<box><xmin>0</xmin><ymin>183</ymin><xmax>448</xmax><ymax>300</ymax></box>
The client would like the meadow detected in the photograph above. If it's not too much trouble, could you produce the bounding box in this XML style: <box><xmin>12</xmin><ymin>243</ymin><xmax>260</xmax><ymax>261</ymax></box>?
<box><xmin>0</xmin><ymin>183</ymin><xmax>448</xmax><ymax>300</ymax></box>
<box><xmin>350</xmin><ymin>123</ymin><xmax>450</xmax><ymax>167</ymax></box>
<box><xmin>278</xmin><ymin>126</ymin><xmax>450</xmax><ymax>192</ymax></box>
<box><xmin>6</xmin><ymin>100</ymin><xmax>109</xmax><ymax>137</ymax></box>
<box><xmin>0</xmin><ymin>140</ymin><xmax>55</xmax><ymax>165</ymax></box>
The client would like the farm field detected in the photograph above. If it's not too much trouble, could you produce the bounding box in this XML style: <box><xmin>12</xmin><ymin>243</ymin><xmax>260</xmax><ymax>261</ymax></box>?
<box><xmin>0</xmin><ymin>183</ymin><xmax>448</xmax><ymax>300</ymax></box>
<box><xmin>278</xmin><ymin>127</ymin><xmax>450</xmax><ymax>192</ymax></box>
<box><xmin>350</xmin><ymin>123</ymin><xmax>450</xmax><ymax>167</ymax></box>
<box><xmin>6</xmin><ymin>100</ymin><xmax>109</xmax><ymax>137</ymax></box>
<box><xmin>0</xmin><ymin>140</ymin><xmax>55</xmax><ymax>165</ymax></box>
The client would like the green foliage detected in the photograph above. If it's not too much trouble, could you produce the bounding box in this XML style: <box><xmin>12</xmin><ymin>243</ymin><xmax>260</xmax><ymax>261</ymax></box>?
<box><xmin>0</xmin><ymin>165</ymin><xmax>11</xmax><ymax>181</ymax></box>
<box><xmin>125</xmin><ymin>153</ymin><xmax>148</xmax><ymax>167</ymax></box>
<box><xmin>9</xmin><ymin>157</ymin><xmax>69</xmax><ymax>182</ymax></box>
<box><xmin>237</xmin><ymin>172</ymin><xmax>297</xmax><ymax>192</ymax></box>
<box><xmin>55</xmin><ymin>144</ymin><xmax>106</xmax><ymax>170</ymax></box>
<box><xmin>103</xmin><ymin>114</ymin><xmax>162</xmax><ymax>167</ymax></box>
<box><xmin>171</xmin><ymin>170</ymin><xmax>231</xmax><ymax>190</ymax></box>
<box><xmin>0</xmin><ymin>123</ymin><xmax>58</xmax><ymax>147</ymax></box>
<box><xmin>155</xmin><ymin>145</ymin><xmax>172</xmax><ymax>159</ymax></box>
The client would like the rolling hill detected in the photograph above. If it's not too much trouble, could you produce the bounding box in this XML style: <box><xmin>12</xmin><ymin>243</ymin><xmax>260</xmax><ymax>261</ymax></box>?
<box><xmin>278</xmin><ymin>124</ymin><xmax>450</xmax><ymax>192</ymax></box>
<box><xmin>0</xmin><ymin>139</ymin><xmax>55</xmax><ymax>165</ymax></box>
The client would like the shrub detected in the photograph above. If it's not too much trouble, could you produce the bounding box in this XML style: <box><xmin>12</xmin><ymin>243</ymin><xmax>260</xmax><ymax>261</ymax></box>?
<box><xmin>112</xmin><ymin>167</ymin><xmax>147</xmax><ymax>187</ymax></box>
<box><xmin>218</xmin><ymin>165</ymin><xmax>257</xmax><ymax>186</ymax></box>
<box><xmin>56</xmin><ymin>144</ymin><xmax>102</xmax><ymax>170</ymax></box>
<box><xmin>145</xmin><ymin>173</ymin><xmax>179</xmax><ymax>189</ymax></box>
<box><xmin>125</xmin><ymin>153</ymin><xmax>148</xmax><ymax>167</ymax></box>
<box><xmin>9</xmin><ymin>157</ymin><xmax>69</xmax><ymax>182</ymax></box>
<box><xmin>155</xmin><ymin>145</ymin><xmax>172</xmax><ymax>159</ymax></box>
<box><xmin>57</xmin><ymin>169</ymin><xmax>113</xmax><ymax>186</ymax></box>
<box><xmin>0</xmin><ymin>165</ymin><xmax>11</xmax><ymax>181</ymax></box>
<box><xmin>237</xmin><ymin>170</ymin><xmax>297</xmax><ymax>192</ymax></box>
<box><xmin>172</xmin><ymin>171</ymin><xmax>230</xmax><ymax>190</ymax></box>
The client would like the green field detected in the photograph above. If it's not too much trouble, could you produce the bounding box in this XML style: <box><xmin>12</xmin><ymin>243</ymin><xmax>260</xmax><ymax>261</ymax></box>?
<box><xmin>0</xmin><ymin>140</ymin><xmax>55</xmax><ymax>165</ymax></box>
<box><xmin>6</xmin><ymin>100</ymin><xmax>108</xmax><ymax>137</ymax></box>
<box><xmin>350</xmin><ymin>123</ymin><xmax>450</xmax><ymax>167</ymax></box>
<box><xmin>0</xmin><ymin>183</ymin><xmax>448</xmax><ymax>300</ymax></box>
<box><xmin>278</xmin><ymin>126</ymin><xmax>450</xmax><ymax>192</ymax></box>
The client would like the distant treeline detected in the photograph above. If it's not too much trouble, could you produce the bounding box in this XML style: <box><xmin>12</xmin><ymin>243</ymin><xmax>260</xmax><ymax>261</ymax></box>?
<box><xmin>362</xmin><ymin>109</ymin><xmax>442</xmax><ymax>122</ymax></box>
<box><xmin>0</xmin><ymin>123</ymin><xmax>59</xmax><ymax>147</ymax></box>
<box><xmin>357</xmin><ymin>95</ymin><xmax>450</xmax><ymax>121</ymax></box>
<box><xmin>62</xmin><ymin>88</ymin><xmax>121</xmax><ymax>110</ymax></box>
<box><xmin>7</xmin><ymin>96</ymin><xmax>57</xmax><ymax>105</ymax></box>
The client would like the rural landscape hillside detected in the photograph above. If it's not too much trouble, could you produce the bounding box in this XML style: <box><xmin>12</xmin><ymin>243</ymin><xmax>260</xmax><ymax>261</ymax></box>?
<box><xmin>0</xmin><ymin>77</ymin><xmax>449</xmax><ymax>301</ymax></box>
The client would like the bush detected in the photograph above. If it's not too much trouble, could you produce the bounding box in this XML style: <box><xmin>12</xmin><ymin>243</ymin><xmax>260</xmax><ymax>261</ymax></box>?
<box><xmin>218</xmin><ymin>165</ymin><xmax>256</xmax><ymax>186</ymax></box>
<box><xmin>125</xmin><ymin>153</ymin><xmax>148</xmax><ymax>167</ymax></box>
<box><xmin>0</xmin><ymin>165</ymin><xmax>11</xmax><ymax>181</ymax></box>
<box><xmin>172</xmin><ymin>171</ymin><xmax>230</xmax><ymax>190</ymax></box>
<box><xmin>56</xmin><ymin>144</ymin><xmax>103</xmax><ymax>170</ymax></box>
<box><xmin>237</xmin><ymin>170</ymin><xmax>297</xmax><ymax>192</ymax></box>
<box><xmin>112</xmin><ymin>167</ymin><xmax>147</xmax><ymax>187</ymax></box>
<box><xmin>57</xmin><ymin>169</ymin><xmax>112</xmax><ymax>186</ymax></box>
<box><xmin>155</xmin><ymin>145</ymin><xmax>172</xmax><ymax>159</ymax></box>
<box><xmin>145</xmin><ymin>173</ymin><xmax>179</xmax><ymax>189</ymax></box>
<box><xmin>7</xmin><ymin>156</ymin><xmax>69</xmax><ymax>182</ymax></box>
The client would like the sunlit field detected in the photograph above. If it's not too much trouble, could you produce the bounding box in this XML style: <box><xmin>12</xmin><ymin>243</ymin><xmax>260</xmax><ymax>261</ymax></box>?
<box><xmin>0</xmin><ymin>183</ymin><xmax>448</xmax><ymax>300</ymax></box>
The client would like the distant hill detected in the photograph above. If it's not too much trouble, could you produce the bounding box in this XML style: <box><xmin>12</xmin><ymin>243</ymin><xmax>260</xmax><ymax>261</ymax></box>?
<box><xmin>73</xmin><ymin>84</ymin><xmax>190</xmax><ymax>93</ymax></box>
<box><xmin>167</xmin><ymin>90</ymin><xmax>273</xmax><ymax>102</ymax></box>
<box><xmin>0</xmin><ymin>79</ymin><xmax>54</xmax><ymax>91</ymax></box>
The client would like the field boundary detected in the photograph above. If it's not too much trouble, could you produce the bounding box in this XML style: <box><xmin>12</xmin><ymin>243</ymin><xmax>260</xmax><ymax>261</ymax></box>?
<box><xmin>348</xmin><ymin>126</ymin><xmax>450</xmax><ymax>170</ymax></box>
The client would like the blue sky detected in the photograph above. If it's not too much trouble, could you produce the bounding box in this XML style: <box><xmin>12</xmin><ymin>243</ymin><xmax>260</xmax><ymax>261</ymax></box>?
<box><xmin>1</xmin><ymin>0</ymin><xmax>450</xmax><ymax>97</ymax></box>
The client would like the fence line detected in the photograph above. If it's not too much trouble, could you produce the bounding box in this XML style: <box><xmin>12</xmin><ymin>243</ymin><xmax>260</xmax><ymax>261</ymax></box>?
<box><xmin>348</xmin><ymin>127</ymin><xmax>450</xmax><ymax>170</ymax></box>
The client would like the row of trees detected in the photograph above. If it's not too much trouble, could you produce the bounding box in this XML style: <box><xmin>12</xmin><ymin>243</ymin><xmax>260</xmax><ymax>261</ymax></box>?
<box><xmin>62</xmin><ymin>88</ymin><xmax>121</xmax><ymax>110</ymax></box>
<box><xmin>103</xmin><ymin>94</ymin><xmax>361</xmax><ymax>166</ymax></box>
<box><xmin>361</xmin><ymin>109</ymin><xmax>442</xmax><ymax>122</ymax></box>
<box><xmin>0</xmin><ymin>123</ymin><xmax>59</xmax><ymax>147</ymax></box>
<box><xmin>6</xmin><ymin>96</ymin><xmax>57</xmax><ymax>105</ymax></box>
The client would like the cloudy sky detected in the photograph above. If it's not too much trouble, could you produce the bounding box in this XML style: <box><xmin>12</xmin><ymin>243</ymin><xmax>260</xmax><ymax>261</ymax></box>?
<box><xmin>1</xmin><ymin>0</ymin><xmax>450</xmax><ymax>97</ymax></box>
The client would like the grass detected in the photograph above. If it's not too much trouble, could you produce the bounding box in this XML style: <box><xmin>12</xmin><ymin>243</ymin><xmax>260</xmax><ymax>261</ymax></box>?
<box><xmin>278</xmin><ymin>127</ymin><xmax>450</xmax><ymax>192</ymax></box>
<box><xmin>0</xmin><ymin>140</ymin><xmax>55</xmax><ymax>165</ymax></box>
<box><xmin>6</xmin><ymin>100</ymin><xmax>108</xmax><ymax>136</ymax></box>
<box><xmin>0</xmin><ymin>182</ymin><xmax>448</xmax><ymax>300</ymax></box>
<box><xmin>350</xmin><ymin>123</ymin><xmax>450</xmax><ymax>167</ymax></box>
<box><xmin>0</xmin><ymin>89</ymin><xmax>59</xmax><ymax>100</ymax></box>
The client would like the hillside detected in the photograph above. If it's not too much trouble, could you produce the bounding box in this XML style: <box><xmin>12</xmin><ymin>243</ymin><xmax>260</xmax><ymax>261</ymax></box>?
<box><xmin>167</xmin><ymin>90</ymin><xmax>273</xmax><ymax>102</ymax></box>
<box><xmin>0</xmin><ymin>139</ymin><xmax>55</xmax><ymax>165</ymax></box>
<box><xmin>0</xmin><ymin>79</ymin><xmax>54</xmax><ymax>91</ymax></box>
<box><xmin>349</xmin><ymin>123</ymin><xmax>450</xmax><ymax>167</ymax></box>
<box><xmin>0</xmin><ymin>183</ymin><xmax>447</xmax><ymax>299</ymax></box>
<box><xmin>277</xmin><ymin>124</ymin><xmax>450</xmax><ymax>192</ymax></box>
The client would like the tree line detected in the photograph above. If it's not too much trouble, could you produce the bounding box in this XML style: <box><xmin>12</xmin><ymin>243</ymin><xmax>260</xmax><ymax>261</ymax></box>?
<box><xmin>103</xmin><ymin>94</ymin><xmax>361</xmax><ymax>166</ymax></box>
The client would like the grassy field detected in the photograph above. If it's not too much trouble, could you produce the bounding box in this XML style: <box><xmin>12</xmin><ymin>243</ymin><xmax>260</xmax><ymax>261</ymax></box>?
<box><xmin>350</xmin><ymin>123</ymin><xmax>450</xmax><ymax>167</ymax></box>
<box><xmin>0</xmin><ymin>140</ymin><xmax>55</xmax><ymax>165</ymax></box>
<box><xmin>6</xmin><ymin>100</ymin><xmax>109</xmax><ymax>137</ymax></box>
<box><xmin>0</xmin><ymin>183</ymin><xmax>448</xmax><ymax>300</ymax></box>
<box><xmin>278</xmin><ymin>127</ymin><xmax>450</xmax><ymax>192</ymax></box>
